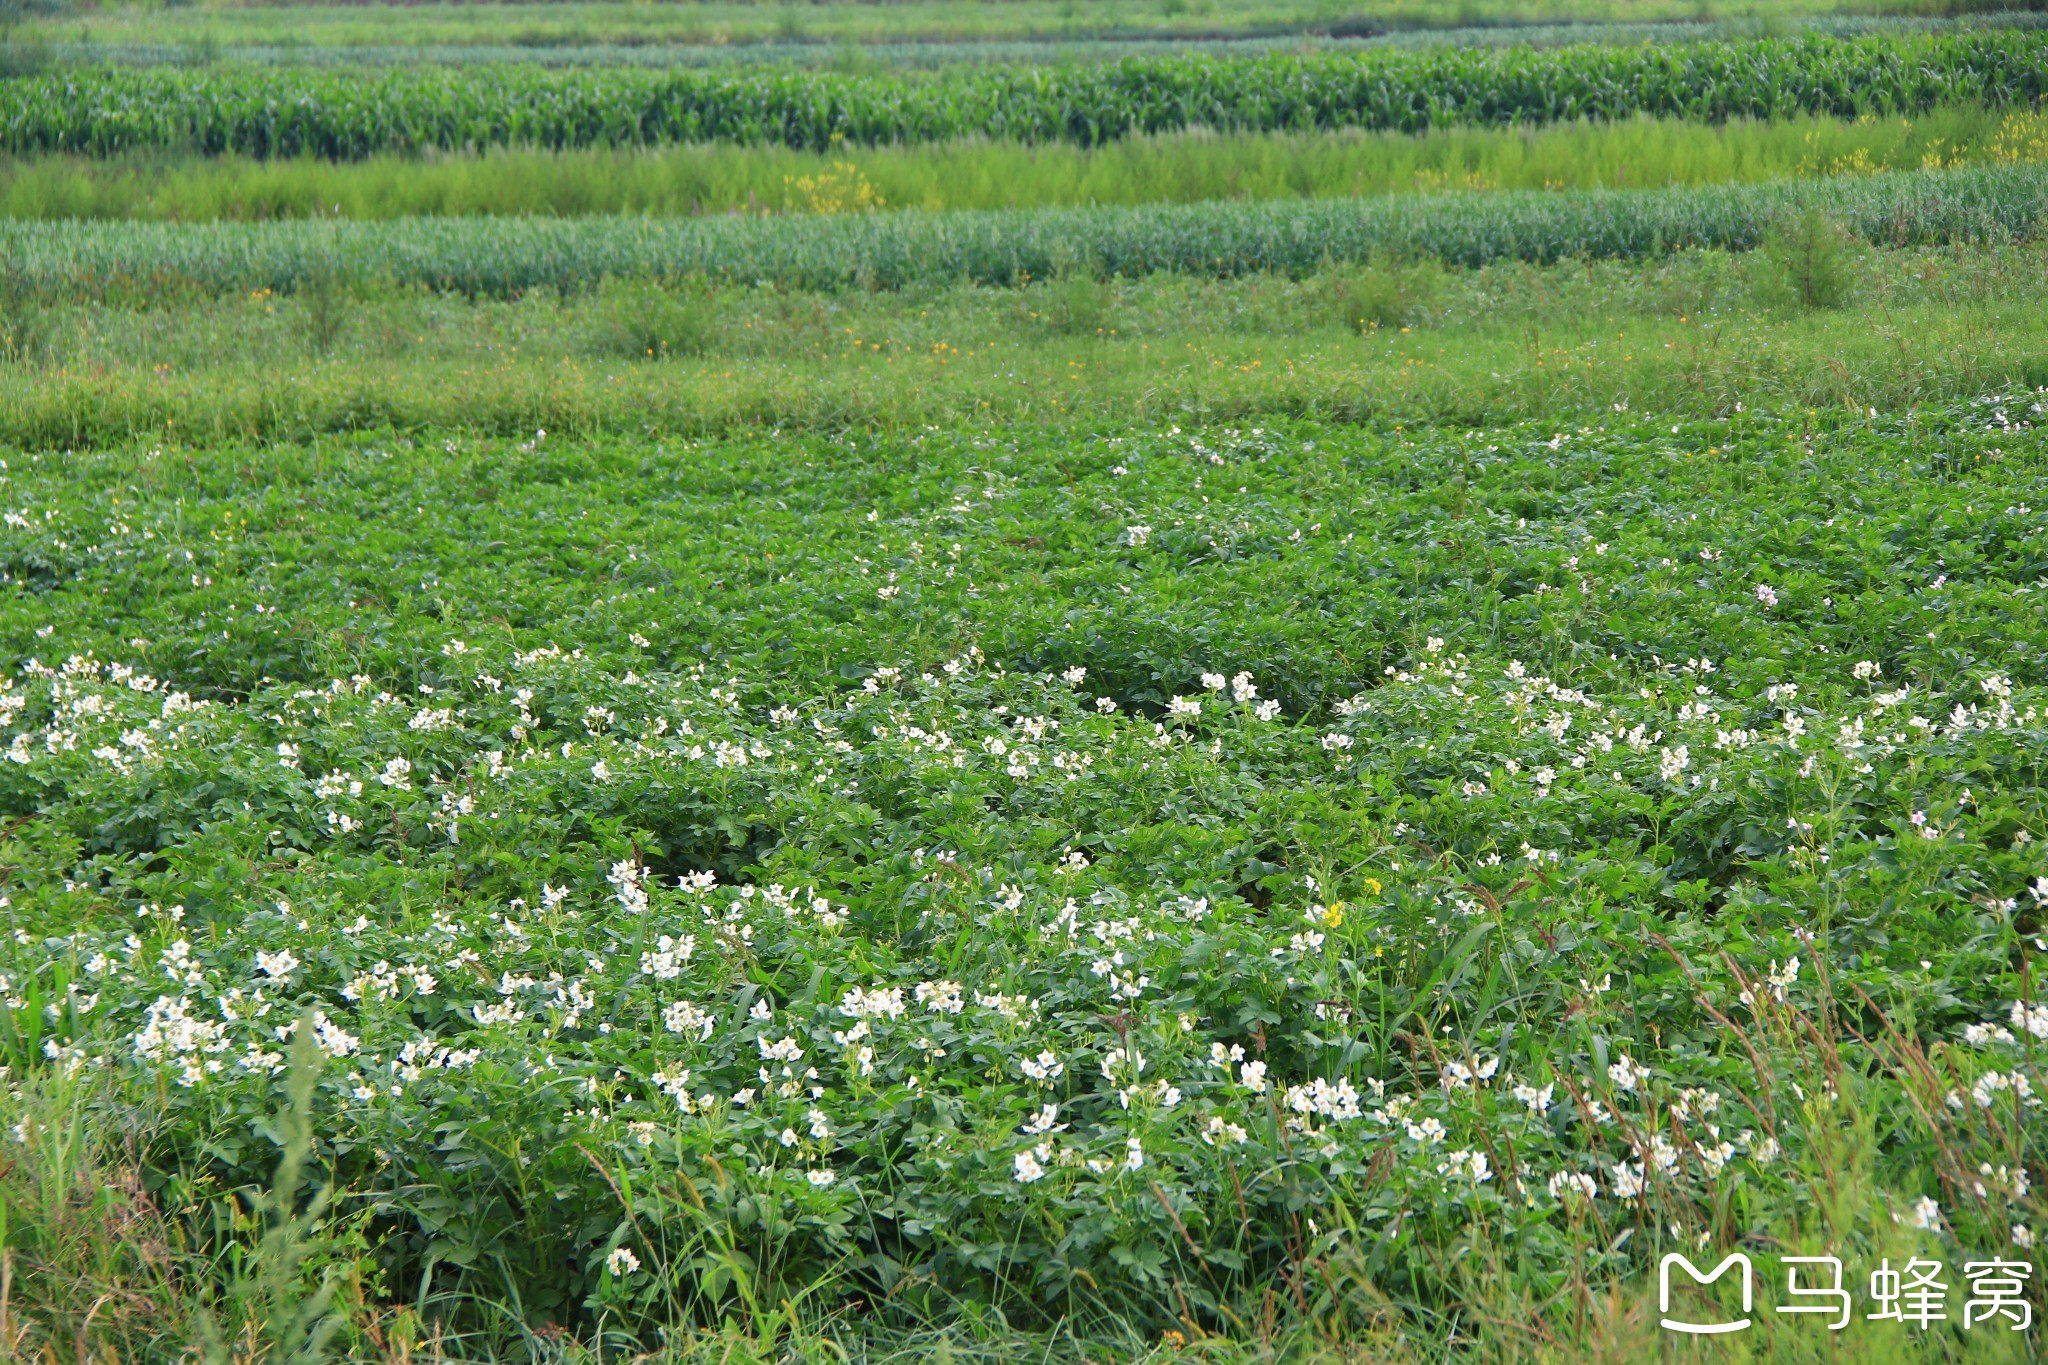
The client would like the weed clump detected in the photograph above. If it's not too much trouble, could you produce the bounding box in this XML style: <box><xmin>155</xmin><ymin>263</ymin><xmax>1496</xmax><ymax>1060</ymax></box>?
<box><xmin>1333</xmin><ymin>255</ymin><xmax>1444</xmax><ymax>332</ymax></box>
<box><xmin>298</xmin><ymin>256</ymin><xmax>349</xmax><ymax>356</ymax></box>
<box><xmin>0</xmin><ymin>265</ymin><xmax>54</xmax><ymax>364</ymax></box>
<box><xmin>584</xmin><ymin>275</ymin><xmax>721</xmax><ymax>360</ymax></box>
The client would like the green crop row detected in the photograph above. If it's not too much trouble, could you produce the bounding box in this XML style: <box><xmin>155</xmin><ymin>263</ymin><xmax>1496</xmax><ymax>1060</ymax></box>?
<box><xmin>4</xmin><ymin>109</ymin><xmax>2033</xmax><ymax>224</ymax></box>
<box><xmin>7</xmin><ymin>164</ymin><xmax>2046</xmax><ymax>298</ymax></box>
<box><xmin>5</xmin><ymin>29</ymin><xmax>2048</xmax><ymax>158</ymax></box>
<box><xmin>12</xmin><ymin>0</ymin><xmax>2038</xmax><ymax>58</ymax></box>
<box><xmin>17</xmin><ymin>14</ymin><xmax>2047</xmax><ymax>72</ymax></box>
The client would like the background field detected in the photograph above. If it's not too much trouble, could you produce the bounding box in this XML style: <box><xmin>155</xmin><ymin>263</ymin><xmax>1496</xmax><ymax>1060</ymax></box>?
<box><xmin>12</xmin><ymin>13</ymin><xmax>2047</xmax><ymax>76</ymax></box>
<box><xmin>13</xmin><ymin>0</ymin><xmax>2045</xmax><ymax>55</ymax></box>
<box><xmin>7</xmin><ymin>234</ymin><xmax>2048</xmax><ymax>445</ymax></box>
<box><xmin>11</xmin><ymin>34</ymin><xmax>2048</xmax><ymax>159</ymax></box>
<box><xmin>5</xmin><ymin>3</ymin><xmax>2048</xmax><ymax>1362</ymax></box>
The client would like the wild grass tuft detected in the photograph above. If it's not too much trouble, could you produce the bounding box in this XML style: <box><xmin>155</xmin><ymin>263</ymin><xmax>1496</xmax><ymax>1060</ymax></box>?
<box><xmin>582</xmin><ymin>275</ymin><xmax>722</xmax><ymax>360</ymax></box>
<box><xmin>1331</xmin><ymin>255</ymin><xmax>1445</xmax><ymax>332</ymax></box>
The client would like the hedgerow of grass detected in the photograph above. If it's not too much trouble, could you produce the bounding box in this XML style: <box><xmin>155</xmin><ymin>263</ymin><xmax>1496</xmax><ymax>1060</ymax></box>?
<box><xmin>5</xmin><ymin>107</ymin><xmax>2041</xmax><ymax>223</ymax></box>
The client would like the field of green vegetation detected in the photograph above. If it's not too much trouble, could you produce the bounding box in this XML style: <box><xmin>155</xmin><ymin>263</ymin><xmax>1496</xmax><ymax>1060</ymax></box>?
<box><xmin>12</xmin><ymin>13</ymin><xmax>2046</xmax><ymax>72</ymax></box>
<box><xmin>5</xmin><ymin>7</ymin><xmax>2048</xmax><ymax>1363</ymax></box>
<box><xmin>8</xmin><ymin>236</ymin><xmax>2048</xmax><ymax>442</ymax></box>
<box><xmin>11</xmin><ymin>165</ymin><xmax>2048</xmax><ymax>297</ymax></box>
<box><xmin>10</xmin><ymin>31</ymin><xmax>2048</xmax><ymax>158</ymax></box>
<box><xmin>7</xmin><ymin>372</ymin><xmax>2048</xmax><ymax>1364</ymax></box>
<box><xmin>12</xmin><ymin>0</ymin><xmax>2041</xmax><ymax>54</ymax></box>
<box><xmin>6</xmin><ymin>107</ymin><xmax>2045</xmax><ymax>221</ymax></box>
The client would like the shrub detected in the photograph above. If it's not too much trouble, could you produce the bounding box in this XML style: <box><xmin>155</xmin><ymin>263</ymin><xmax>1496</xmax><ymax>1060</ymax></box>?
<box><xmin>299</xmin><ymin>258</ymin><xmax>348</xmax><ymax>355</ymax></box>
<box><xmin>1752</xmin><ymin>206</ymin><xmax>1863</xmax><ymax>310</ymax></box>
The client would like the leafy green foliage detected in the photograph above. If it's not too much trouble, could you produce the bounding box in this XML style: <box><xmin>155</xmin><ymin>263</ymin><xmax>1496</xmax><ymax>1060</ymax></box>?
<box><xmin>2</xmin><ymin>400</ymin><xmax>2046</xmax><ymax>1349</ymax></box>
<box><xmin>0</xmin><ymin>106</ymin><xmax>2036</xmax><ymax>225</ymax></box>
<box><xmin>16</xmin><ymin>13</ymin><xmax>2048</xmax><ymax>76</ymax></box>
<box><xmin>193</xmin><ymin>1031</ymin><xmax>352</xmax><ymax>1364</ymax></box>
<box><xmin>6</xmin><ymin>30</ymin><xmax>2048</xmax><ymax>160</ymax></box>
<box><xmin>1752</xmin><ymin>205</ymin><xmax>1866</xmax><ymax>310</ymax></box>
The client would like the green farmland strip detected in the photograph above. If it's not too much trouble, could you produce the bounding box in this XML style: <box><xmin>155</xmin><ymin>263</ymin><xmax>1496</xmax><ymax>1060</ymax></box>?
<box><xmin>28</xmin><ymin>13</ymin><xmax>2048</xmax><ymax>71</ymax></box>
<box><xmin>9</xmin><ymin>164</ymin><xmax>2047</xmax><ymax>297</ymax></box>
<box><xmin>5</xmin><ymin>30</ymin><xmax>2048</xmax><ymax>158</ymax></box>
<box><xmin>4</xmin><ymin>404</ymin><xmax>2048</xmax><ymax>1346</ymax></box>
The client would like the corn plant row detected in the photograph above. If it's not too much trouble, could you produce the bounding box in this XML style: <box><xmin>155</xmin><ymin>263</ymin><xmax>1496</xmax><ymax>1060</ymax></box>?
<box><xmin>4</xmin><ymin>29</ymin><xmax>2047</xmax><ymax>158</ymax></box>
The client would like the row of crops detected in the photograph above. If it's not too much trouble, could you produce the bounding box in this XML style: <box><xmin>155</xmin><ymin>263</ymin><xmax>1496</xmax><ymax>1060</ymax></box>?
<box><xmin>10</xmin><ymin>164</ymin><xmax>2044</xmax><ymax>297</ymax></box>
<box><xmin>40</xmin><ymin>15</ymin><xmax>2048</xmax><ymax>71</ymax></box>
<box><xmin>6</xmin><ymin>30</ymin><xmax>2048</xmax><ymax>158</ymax></box>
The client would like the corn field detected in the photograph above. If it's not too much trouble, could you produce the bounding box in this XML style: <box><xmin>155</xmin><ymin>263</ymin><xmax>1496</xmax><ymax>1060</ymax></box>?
<box><xmin>3</xmin><ymin>30</ymin><xmax>2046</xmax><ymax>158</ymax></box>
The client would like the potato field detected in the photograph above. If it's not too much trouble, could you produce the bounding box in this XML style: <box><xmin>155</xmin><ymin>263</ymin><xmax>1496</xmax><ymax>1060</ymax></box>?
<box><xmin>1</xmin><ymin>2</ymin><xmax>2046</xmax><ymax>1361</ymax></box>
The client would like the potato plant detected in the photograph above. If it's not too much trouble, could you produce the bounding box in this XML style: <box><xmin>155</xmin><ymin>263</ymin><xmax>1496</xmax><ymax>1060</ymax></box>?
<box><xmin>0</xmin><ymin>401</ymin><xmax>2045</xmax><ymax>1348</ymax></box>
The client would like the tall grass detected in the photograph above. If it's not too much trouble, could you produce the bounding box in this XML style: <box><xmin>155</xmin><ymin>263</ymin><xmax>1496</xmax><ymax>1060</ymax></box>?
<box><xmin>5</xmin><ymin>164</ymin><xmax>2046</xmax><ymax>299</ymax></box>
<box><xmin>0</xmin><ymin>1039</ymin><xmax>358</xmax><ymax>1362</ymax></box>
<box><xmin>3</xmin><ymin>240</ymin><xmax>2046</xmax><ymax>445</ymax></box>
<box><xmin>1</xmin><ymin>107</ymin><xmax>2038</xmax><ymax>222</ymax></box>
<box><xmin>0</xmin><ymin>1067</ymin><xmax>190</xmax><ymax>1358</ymax></box>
